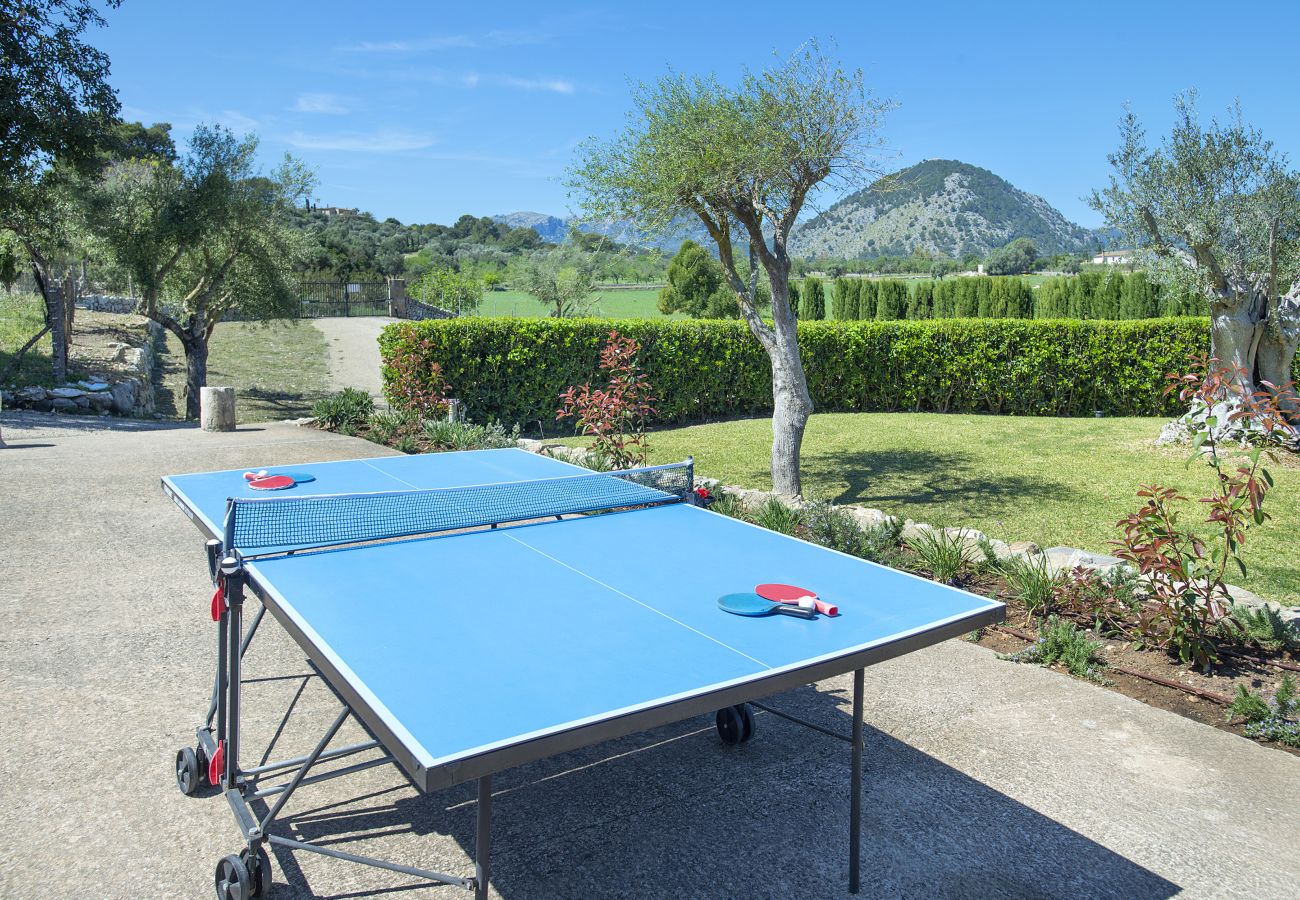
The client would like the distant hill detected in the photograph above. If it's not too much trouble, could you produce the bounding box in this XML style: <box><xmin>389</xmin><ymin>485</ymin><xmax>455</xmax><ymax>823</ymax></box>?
<box><xmin>493</xmin><ymin>211</ymin><xmax>708</xmax><ymax>254</ymax></box>
<box><xmin>789</xmin><ymin>159</ymin><xmax>1100</xmax><ymax>259</ymax></box>
<box><xmin>492</xmin><ymin>211</ymin><xmax>569</xmax><ymax>243</ymax></box>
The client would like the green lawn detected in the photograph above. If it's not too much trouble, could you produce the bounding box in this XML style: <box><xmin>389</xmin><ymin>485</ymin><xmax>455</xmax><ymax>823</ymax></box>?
<box><xmin>157</xmin><ymin>320</ymin><xmax>332</xmax><ymax>422</ymax></box>
<box><xmin>565</xmin><ymin>413</ymin><xmax>1300</xmax><ymax>603</ymax></box>
<box><xmin>478</xmin><ymin>288</ymin><xmax>683</xmax><ymax>319</ymax></box>
<box><xmin>0</xmin><ymin>293</ymin><xmax>53</xmax><ymax>387</ymax></box>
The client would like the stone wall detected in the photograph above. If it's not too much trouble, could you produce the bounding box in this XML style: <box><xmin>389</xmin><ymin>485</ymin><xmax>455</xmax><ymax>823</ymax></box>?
<box><xmin>1</xmin><ymin>322</ymin><xmax>160</xmax><ymax>418</ymax></box>
<box><xmin>75</xmin><ymin>294</ymin><xmax>139</xmax><ymax>314</ymax></box>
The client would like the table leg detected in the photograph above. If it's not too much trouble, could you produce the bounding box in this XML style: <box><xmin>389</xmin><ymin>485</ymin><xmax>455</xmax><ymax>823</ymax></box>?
<box><xmin>850</xmin><ymin>667</ymin><xmax>864</xmax><ymax>893</ymax></box>
<box><xmin>476</xmin><ymin>775</ymin><xmax>492</xmax><ymax>900</ymax></box>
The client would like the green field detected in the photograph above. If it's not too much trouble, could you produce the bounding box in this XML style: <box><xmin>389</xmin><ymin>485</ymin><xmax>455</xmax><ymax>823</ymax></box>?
<box><xmin>477</xmin><ymin>288</ymin><xmax>683</xmax><ymax>319</ymax></box>
<box><xmin>561</xmin><ymin>412</ymin><xmax>1300</xmax><ymax>603</ymax></box>
<box><xmin>156</xmin><ymin>320</ymin><xmax>332</xmax><ymax>422</ymax></box>
<box><xmin>0</xmin><ymin>293</ymin><xmax>53</xmax><ymax>387</ymax></box>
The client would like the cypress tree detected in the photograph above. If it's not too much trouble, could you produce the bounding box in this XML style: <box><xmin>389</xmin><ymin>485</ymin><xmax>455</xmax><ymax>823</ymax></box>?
<box><xmin>844</xmin><ymin>279</ymin><xmax>861</xmax><ymax>319</ymax></box>
<box><xmin>858</xmin><ymin>279</ymin><xmax>878</xmax><ymax>319</ymax></box>
<box><xmin>954</xmin><ymin>278</ymin><xmax>978</xmax><ymax>317</ymax></box>
<box><xmin>909</xmin><ymin>280</ymin><xmax>935</xmax><ymax>319</ymax></box>
<box><xmin>832</xmin><ymin>277</ymin><xmax>850</xmax><ymax>320</ymax></box>
<box><xmin>1120</xmin><ymin>271</ymin><xmax>1157</xmax><ymax>319</ymax></box>
<box><xmin>1097</xmin><ymin>272</ymin><xmax>1123</xmax><ymax>319</ymax></box>
<box><xmin>876</xmin><ymin>279</ymin><xmax>905</xmax><ymax>320</ymax></box>
<box><xmin>801</xmin><ymin>277</ymin><xmax>826</xmax><ymax>320</ymax></box>
<box><xmin>788</xmin><ymin>280</ymin><xmax>800</xmax><ymax>319</ymax></box>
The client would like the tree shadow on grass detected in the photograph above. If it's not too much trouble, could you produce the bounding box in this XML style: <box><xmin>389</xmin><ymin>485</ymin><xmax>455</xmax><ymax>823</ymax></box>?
<box><xmin>803</xmin><ymin>448</ymin><xmax>1076</xmax><ymax>524</ymax></box>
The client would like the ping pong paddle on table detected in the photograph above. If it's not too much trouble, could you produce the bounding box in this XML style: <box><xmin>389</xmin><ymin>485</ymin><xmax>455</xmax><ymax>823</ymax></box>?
<box><xmin>717</xmin><ymin>592</ymin><xmax>816</xmax><ymax>619</ymax></box>
<box><xmin>755</xmin><ymin>583</ymin><xmax>839</xmax><ymax>617</ymax></box>
<box><xmin>243</xmin><ymin>470</ymin><xmax>316</xmax><ymax>483</ymax></box>
<box><xmin>247</xmin><ymin>474</ymin><xmax>296</xmax><ymax>491</ymax></box>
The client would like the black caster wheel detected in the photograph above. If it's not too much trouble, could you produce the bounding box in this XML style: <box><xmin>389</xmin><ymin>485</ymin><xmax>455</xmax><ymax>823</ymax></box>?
<box><xmin>715</xmin><ymin>704</ymin><xmax>756</xmax><ymax>745</ymax></box>
<box><xmin>214</xmin><ymin>854</ymin><xmax>252</xmax><ymax>900</ymax></box>
<box><xmin>240</xmin><ymin>845</ymin><xmax>272</xmax><ymax>898</ymax></box>
<box><xmin>176</xmin><ymin>746</ymin><xmax>202</xmax><ymax>796</ymax></box>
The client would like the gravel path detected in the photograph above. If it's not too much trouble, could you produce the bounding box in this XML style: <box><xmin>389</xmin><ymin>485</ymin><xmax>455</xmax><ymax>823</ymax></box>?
<box><xmin>310</xmin><ymin>316</ymin><xmax>395</xmax><ymax>399</ymax></box>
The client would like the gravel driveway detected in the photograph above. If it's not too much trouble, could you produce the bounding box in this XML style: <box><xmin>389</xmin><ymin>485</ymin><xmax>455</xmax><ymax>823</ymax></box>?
<box><xmin>310</xmin><ymin>316</ymin><xmax>395</xmax><ymax>399</ymax></box>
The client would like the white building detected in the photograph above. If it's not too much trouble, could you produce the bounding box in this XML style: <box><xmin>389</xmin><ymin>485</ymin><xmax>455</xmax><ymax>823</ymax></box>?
<box><xmin>1092</xmin><ymin>249</ymin><xmax>1135</xmax><ymax>265</ymax></box>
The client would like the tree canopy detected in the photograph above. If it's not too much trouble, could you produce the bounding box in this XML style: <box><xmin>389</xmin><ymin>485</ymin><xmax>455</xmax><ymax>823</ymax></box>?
<box><xmin>84</xmin><ymin>124</ymin><xmax>311</xmax><ymax>417</ymax></box>
<box><xmin>1090</xmin><ymin>92</ymin><xmax>1300</xmax><ymax>419</ymax></box>
<box><xmin>569</xmin><ymin>43</ymin><xmax>893</xmax><ymax>495</ymax></box>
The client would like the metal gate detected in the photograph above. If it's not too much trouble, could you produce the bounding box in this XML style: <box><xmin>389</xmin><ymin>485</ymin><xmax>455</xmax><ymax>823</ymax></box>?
<box><xmin>299</xmin><ymin>281</ymin><xmax>389</xmax><ymax>317</ymax></box>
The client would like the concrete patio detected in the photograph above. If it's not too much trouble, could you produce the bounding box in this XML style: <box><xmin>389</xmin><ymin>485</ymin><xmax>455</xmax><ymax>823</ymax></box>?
<box><xmin>2</xmin><ymin>410</ymin><xmax>1297</xmax><ymax>898</ymax></box>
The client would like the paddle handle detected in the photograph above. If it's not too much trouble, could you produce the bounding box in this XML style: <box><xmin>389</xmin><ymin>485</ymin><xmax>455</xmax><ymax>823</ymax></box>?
<box><xmin>810</xmin><ymin>599</ymin><xmax>838</xmax><ymax>617</ymax></box>
<box><xmin>773</xmin><ymin>604</ymin><xmax>816</xmax><ymax>620</ymax></box>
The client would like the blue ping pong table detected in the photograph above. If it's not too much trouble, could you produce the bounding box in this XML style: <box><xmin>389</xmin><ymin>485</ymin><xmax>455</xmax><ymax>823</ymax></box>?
<box><xmin>162</xmin><ymin>448</ymin><xmax>1004</xmax><ymax>899</ymax></box>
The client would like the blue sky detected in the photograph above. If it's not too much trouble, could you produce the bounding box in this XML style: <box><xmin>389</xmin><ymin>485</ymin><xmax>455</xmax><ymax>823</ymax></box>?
<box><xmin>97</xmin><ymin>1</ymin><xmax>1299</xmax><ymax>229</ymax></box>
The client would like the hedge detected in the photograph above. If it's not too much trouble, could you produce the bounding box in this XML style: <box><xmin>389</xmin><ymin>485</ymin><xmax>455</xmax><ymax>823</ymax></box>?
<box><xmin>379</xmin><ymin>317</ymin><xmax>1221</xmax><ymax>430</ymax></box>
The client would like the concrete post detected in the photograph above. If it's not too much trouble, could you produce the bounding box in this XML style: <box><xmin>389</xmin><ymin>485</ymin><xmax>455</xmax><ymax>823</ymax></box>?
<box><xmin>200</xmin><ymin>386</ymin><xmax>236</xmax><ymax>432</ymax></box>
<box><xmin>388</xmin><ymin>278</ymin><xmax>407</xmax><ymax>318</ymax></box>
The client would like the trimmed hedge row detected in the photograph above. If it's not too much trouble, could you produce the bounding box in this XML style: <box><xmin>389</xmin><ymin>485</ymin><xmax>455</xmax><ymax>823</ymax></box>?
<box><xmin>379</xmin><ymin>317</ymin><xmax>1217</xmax><ymax>429</ymax></box>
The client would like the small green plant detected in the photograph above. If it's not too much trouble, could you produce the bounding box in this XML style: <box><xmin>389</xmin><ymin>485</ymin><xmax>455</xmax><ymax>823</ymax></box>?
<box><xmin>367</xmin><ymin>409</ymin><xmax>418</xmax><ymax>445</ymax></box>
<box><xmin>906</xmin><ymin>527</ymin><xmax>972</xmax><ymax>585</ymax></box>
<box><xmin>312</xmin><ymin>387</ymin><xmax>374</xmax><ymax>430</ymax></box>
<box><xmin>707</xmin><ymin>491</ymin><xmax>747</xmax><ymax>520</ymax></box>
<box><xmin>997</xmin><ymin>554</ymin><xmax>1063</xmax><ymax>618</ymax></box>
<box><xmin>1227</xmin><ymin>676</ymin><xmax>1299</xmax><ymax>748</ymax></box>
<box><xmin>1221</xmin><ymin>605</ymin><xmax>1299</xmax><ymax>653</ymax></box>
<box><xmin>857</xmin><ymin>518</ymin><xmax>905</xmax><ymax>567</ymax></box>
<box><xmin>803</xmin><ymin>503</ymin><xmax>866</xmax><ymax>556</ymax></box>
<box><xmin>753</xmin><ymin>497</ymin><xmax>803</xmax><ymax>536</ymax></box>
<box><xmin>1000</xmin><ymin>616</ymin><xmax>1107</xmax><ymax>682</ymax></box>
<box><xmin>422</xmin><ymin>419</ymin><xmax>521</xmax><ymax>451</ymax></box>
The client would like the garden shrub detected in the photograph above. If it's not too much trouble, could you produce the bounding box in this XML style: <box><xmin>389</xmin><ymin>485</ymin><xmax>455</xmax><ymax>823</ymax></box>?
<box><xmin>312</xmin><ymin>387</ymin><xmax>374</xmax><ymax>430</ymax></box>
<box><xmin>381</xmin><ymin>317</ymin><xmax>1230</xmax><ymax>430</ymax></box>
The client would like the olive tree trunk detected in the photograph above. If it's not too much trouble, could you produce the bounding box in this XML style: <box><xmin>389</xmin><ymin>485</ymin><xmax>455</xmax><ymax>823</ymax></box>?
<box><xmin>1257</xmin><ymin>286</ymin><xmax>1300</xmax><ymax>419</ymax></box>
<box><xmin>768</xmin><ymin>337</ymin><xmax>813</xmax><ymax>497</ymax></box>
<box><xmin>181</xmin><ymin>336</ymin><xmax>209</xmax><ymax>421</ymax></box>
<box><xmin>1208</xmin><ymin>288</ymin><xmax>1265</xmax><ymax>391</ymax></box>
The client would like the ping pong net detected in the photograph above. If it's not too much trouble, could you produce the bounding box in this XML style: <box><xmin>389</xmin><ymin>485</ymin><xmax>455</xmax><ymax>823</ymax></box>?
<box><xmin>222</xmin><ymin>459</ymin><xmax>694</xmax><ymax>554</ymax></box>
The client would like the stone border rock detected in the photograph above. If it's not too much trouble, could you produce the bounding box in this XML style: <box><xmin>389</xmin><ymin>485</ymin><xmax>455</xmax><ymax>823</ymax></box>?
<box><xmin>1</xmin><ymin>321</ymin><xmax>160</xmax><ymax>418</ymax></box>
<box><xmin>514</xmin><ymin>438</ymin><xmax>1300</xmax><ymax>627</ymax></box>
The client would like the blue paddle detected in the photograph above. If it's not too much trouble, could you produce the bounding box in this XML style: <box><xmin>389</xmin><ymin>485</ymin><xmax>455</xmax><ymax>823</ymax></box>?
<box><xmin>717</xmin><ymin>592</ymin><xmax>816</xmax><ymax>619</ymax></box>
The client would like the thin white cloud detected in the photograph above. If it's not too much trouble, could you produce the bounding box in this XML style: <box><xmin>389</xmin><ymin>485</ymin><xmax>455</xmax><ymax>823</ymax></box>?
<box><xmin>344</xmin><ymin>34</ymin><xmax>477</xmax><ymax>52</ymax></box>
<box><xmin>285</xmin><ymin>129</ymin><xmax>436</xmax><ymax>153</ymax></box>
<box><xmin>496</xmin><ymin>76</ymin><xmax>575</xmax><ymax>95</ymax></box>
<box><xmin>293</xmin><ymin>93</ymin><xmax>350</xmax><ymax>115</ymax></box>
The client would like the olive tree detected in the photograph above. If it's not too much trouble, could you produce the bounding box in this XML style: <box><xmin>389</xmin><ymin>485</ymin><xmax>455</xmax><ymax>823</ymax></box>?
<box><xmin>1090</xmin><ymin>93</ymin><xmax>1300</xmax><ymax>421</ymax></box>
<box><xmin>0</xmin><ymin>0</ymin><xmax>120</xmax><ymax>381</ymax></box>
<box><xmin>569</xmin><ymin>44</ymin><xmax>893</xmax><ymax>495</ymax></box>
<box><xmin>85</xmin><ymin>125</ymin><xmax>310</xmax><ymax>418</ymax></box>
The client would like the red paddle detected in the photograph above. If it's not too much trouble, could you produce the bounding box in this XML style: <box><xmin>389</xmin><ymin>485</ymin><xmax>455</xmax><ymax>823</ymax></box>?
<box><xmin>755</xmin><ymin>583</ymin><xmax>839</xmax><ymax>617</ymax></box>
<box><xmin>248</xmin><ymin>474</ymin><xmax>295</xmax><ymax>491</ymax></box>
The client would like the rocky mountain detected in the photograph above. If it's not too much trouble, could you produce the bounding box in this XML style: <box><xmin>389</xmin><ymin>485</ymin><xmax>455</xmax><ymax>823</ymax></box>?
<box><xmin>492</xmin><ymin>211</ymin><xmax>569</xmax><ymax>243</ymax></box>
<box><xmin>789</xmin><ymin>159</ymin><xmax>1099</xmax><ymax>259</ymax></box>
<box><xmin>493</xmin><ymin>211</ymin><xmax>709</xmax><ymax>253</ymax></box>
